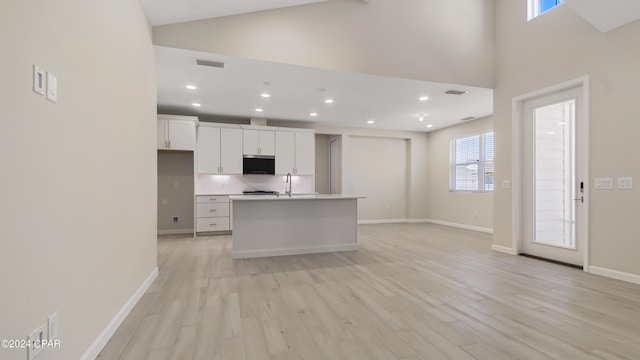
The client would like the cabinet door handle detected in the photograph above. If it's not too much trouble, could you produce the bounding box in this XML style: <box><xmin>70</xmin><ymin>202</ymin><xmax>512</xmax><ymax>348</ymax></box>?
<box><xmin>209</xmin><ymin>198</ymin><xmax>217</xmax><ymax>201</ymax></box>
<box><xmin>221</xmin><ymin>166</ymin><xmax>224</xmax><ymax>173</ymax></box>
<box><xmin>209</xmin><ymin>209</ymin><xmax>217</xmax><ymax>212</ymax></box>
<box><xmin>209</xmin><ymin>224</ymin><xmax>217</xmax><ymax>227</ymax></box>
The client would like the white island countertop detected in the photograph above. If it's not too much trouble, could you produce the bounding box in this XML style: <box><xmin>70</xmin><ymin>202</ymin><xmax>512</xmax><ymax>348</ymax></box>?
<box><xmin>229</xmin><ymin>194</ymin><xmax>365</xmax><ymax>201</ymax></box>
<box><xmin>230</xmin><ymin>194</ymin><xmax>364</xmax><ymax>259</ymax></box>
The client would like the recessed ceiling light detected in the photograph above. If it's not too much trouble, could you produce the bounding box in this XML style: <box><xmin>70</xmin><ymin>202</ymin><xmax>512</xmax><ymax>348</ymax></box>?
<box><xmin>255</xmin><ymin>108</ymin><xmax>263</xmax><ymax>112</ymax></box>
<box><xmin>426</xmin><ymin>124</ymin><xmax>433</xmax><ymax>128</ymax></box>
<box><xmin>419</xmin><ymin>96</ymin><xmax>429</xmax><ymax>101</ymax></box>
<box><xmin>310</xmin><ymin>112</ymin><xmax>318</xmax><ymax>117</ymax></box>
<box><xmin>325</xmin><ymin>99</ymin><xmax>334</xmax><ymax>104</ymax></box>
<box><xmin>558</xmin><ymin>122</ymin><xmax>566</xmax><ymax>125</ymax></box>
<box><xmin>186</xmin><ymin>85</ymin><xmax>197</xmax><ymax>90</ymax></box>
<box><xmin>367</xmin><ymin>120</ymin><xmax>375</xmax><ymax>124</ymax></box>
<box><xmin>418</xmin><ymin>115</ymin><xmax>424</xmax><ymax>121</ymax></box>
<box><xmin>192</xmin><ymin>103</ymin><xmax>201</xmax><ymax>107</ymax></box>
<box><xmin>548</xmin><ymin>131</ymin><xmax>556</xmax><ymax>135</ymax></box>
<box><xmin>261</xmin><ymin>93</ymin><xmax>270</xmax><ymax>98</ymax></box>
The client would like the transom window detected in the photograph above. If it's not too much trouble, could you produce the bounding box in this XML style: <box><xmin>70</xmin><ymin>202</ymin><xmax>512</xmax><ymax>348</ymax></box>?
<box><xmin>450</xmin><ymin>132</ymin><xmax>494</xmax><ymax>192</ymax></box>
<box><xmin>528</xmin><ymin>0</ymin><xmax>563</xmax><ymax>20</ymax></box>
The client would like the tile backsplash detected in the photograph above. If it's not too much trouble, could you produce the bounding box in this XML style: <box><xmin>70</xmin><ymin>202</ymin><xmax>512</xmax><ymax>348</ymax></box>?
<box><xmin>196</xmin><ymin>174</ymin><xmax>315</xmax><ymax>195</ymax></box>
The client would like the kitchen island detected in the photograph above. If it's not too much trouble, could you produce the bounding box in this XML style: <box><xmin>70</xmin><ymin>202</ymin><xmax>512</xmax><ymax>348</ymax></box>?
<box><xmin>229</xmin><ymin>194</ymin><xmax>364</xmax><ymax>259</ymax></box>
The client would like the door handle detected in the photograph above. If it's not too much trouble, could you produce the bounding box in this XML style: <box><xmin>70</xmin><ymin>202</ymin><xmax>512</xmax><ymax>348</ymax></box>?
<box><xmin>573</xmin><ymin>196</ymin><xmax>584</xmax><ymax>203</ymax></box>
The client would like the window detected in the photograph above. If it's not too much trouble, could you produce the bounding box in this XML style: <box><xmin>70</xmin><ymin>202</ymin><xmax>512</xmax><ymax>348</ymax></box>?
<box><xmin>450</xmin><ymin>132</ymin><xmax>494</xmax><ymax>191</ymax></box>
<box><xmin>528</xmin><ymin>0</ymin><xmax>562</xmax><ymax>20</ymax></box>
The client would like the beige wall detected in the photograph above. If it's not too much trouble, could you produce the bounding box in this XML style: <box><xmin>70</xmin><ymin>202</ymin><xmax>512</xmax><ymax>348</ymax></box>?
<box><xmin>427</xmin><ymin>117</ymin><xmax>494</xmax><ymax>230</ymax></box>
<box><xmin>315</xmin><ymin>134</ymin><xmax>331</xmax><ymax>194</ymax></box>
<box><xmin>158</xmin><ymin>152</ymin><xmax>194</xmax><ymax>232</ymax></box>
<box><xmin>273</xmin><ymin>123</ymin><xmax>430</xmax><ymax>220</ymax></box>
<box><xmin>494</xmin><ymin>1</ymin><xmax>640</xmax><ymax>276</ymax></box>
<box><xmin>349</xmin><ymin>136</ymin><xmax>409</xmax><ymax>221</ymax></box>
<box><xmin>152</xmin><ymin>0</ymin><xmax>495</xmax><ymax>87</ymax></box>
<box><xmin>0</xmin><ymin>1</ymin><xmax>157</xmax><ymax>359</ymax></box>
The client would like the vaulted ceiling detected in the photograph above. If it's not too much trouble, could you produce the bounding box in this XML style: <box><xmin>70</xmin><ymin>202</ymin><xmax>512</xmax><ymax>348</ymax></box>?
<box><xmin>141</xmin><ymin>0</ymin><xmax>329</xmax><ymax>26</ymax></box>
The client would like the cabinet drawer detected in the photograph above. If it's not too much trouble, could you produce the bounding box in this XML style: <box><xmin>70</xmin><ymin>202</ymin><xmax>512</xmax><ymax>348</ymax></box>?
<box><xmin>196</xmin><ymin>195</ymin><xmax>229</xmax><ymax>204</ymax></box>
<box><xmin>197</xmin><ymin>203</ymin><xmax>230</xmax><ymax>217</ymax></box>
<box><xmin>196</xmin><ymin>217</ymin><xmax>230</xmax><ymax>232</ymax></box>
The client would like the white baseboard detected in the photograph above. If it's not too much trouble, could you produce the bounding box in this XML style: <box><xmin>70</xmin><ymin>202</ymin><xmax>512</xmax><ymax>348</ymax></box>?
<box><xmin>407</xmin><ymin>219</ymin><xmax>430</xmax><ymax>223</ymax></box>
<box><xmin>358</xmin><ymin>219</ymin><xmax>410</xmax><ymax>224</ymax></box>
<box><xmin>81</xmin><ymin>267</ymin><xmax>159</xmax><ymax>360</ymax></box>
<box><xmin>232</xmin><ymin>244</ymin><xmax>358</xmax><ymax>259</ymax></box>
<box><xmin>589</xmin><ymin>266</ymin><xmax>640</xmax><ymax>285</ymax></box>
<box><xmin>157</xmin><ymin>229</ymin><xmax>193</xmax><ymax>235</ymax></box>
<box><xmin>491</xmin><ymin>244</ymin><xmax>519</xmax><ymax>255</ymax></box>
<box><xmin>425</xmin><ymin>219</ymin><xmax>494</xmax><ymax>234</ymax></box>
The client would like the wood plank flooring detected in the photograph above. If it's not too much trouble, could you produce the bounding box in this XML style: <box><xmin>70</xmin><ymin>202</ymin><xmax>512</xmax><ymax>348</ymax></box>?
<box><xmin>98</xmin><ymin>223</ymin><xmax>640</xmax><ymax>360</ymax></box>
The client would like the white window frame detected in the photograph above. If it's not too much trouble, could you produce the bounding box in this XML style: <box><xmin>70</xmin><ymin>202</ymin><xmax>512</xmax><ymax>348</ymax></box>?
<box><xmin>449</xmin><ymin>131</ymin><xmax>494</xmax><ymax>192</ymax></box>
<box><xmin>528</xmin><ymin>0</ymin><xmax>562</xmax><ymax>21</ymax></box>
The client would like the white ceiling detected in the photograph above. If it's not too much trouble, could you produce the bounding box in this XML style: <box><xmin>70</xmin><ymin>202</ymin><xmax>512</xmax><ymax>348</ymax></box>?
<box><xmin>141</xmin><ymin>0</ymin><xmax>328</xmax><ymax>26</ymax></box>
<box><xmin>564</xmin><ymin>0</ymin><xmax>640</xmax><ymax>32</ymax></box>
<box><xmin>156</xmin><ymin>46</ymin><xmax>493</xmax><ymax>132</ymax></box>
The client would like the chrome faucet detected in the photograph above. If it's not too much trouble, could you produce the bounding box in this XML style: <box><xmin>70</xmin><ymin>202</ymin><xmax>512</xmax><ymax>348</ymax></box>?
<box><xmin>285</xmin><ymin>173</ymin><xmax>292</xmax><ymax>197</ymax></box>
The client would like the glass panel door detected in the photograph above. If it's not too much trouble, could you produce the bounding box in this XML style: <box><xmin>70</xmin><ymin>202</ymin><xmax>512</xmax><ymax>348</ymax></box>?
<box><xmin>522</xmin><ymin>86</ymin><xmax>584</xmax><ymax>266</ymax></box>
<box><xmin>534</xmin><ymin>100</ymin><xmax>576</xmax><ymax>248</ymax></box>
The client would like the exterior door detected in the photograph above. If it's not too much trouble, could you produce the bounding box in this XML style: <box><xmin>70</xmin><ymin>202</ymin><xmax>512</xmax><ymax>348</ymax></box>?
<box><xmin>522</xmin><ymin>87</ymin><xmax>586</xmax><ymax>266</ymax></box>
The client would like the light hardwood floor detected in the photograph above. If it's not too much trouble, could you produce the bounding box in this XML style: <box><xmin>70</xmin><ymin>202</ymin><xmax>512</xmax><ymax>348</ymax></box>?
<box><xmin>98</xmin><ymin>223</ymin><xmax>640</xmax><ymax>360</ymax></box>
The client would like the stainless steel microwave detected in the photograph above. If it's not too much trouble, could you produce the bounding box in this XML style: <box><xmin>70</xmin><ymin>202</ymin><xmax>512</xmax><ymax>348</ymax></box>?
<box><xmin>243</xmin><ymin>155</ymin><xmax>275</xmax><ymax>175</ymax></box>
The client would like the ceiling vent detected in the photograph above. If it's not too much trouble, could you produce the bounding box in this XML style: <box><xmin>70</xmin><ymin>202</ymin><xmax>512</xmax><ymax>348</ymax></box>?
<box><xmin>445</xmin><ymin>90</ymin><xmax>468</xmax><ymax>95</ymax></box>
<box><xmin>461</xmin><ymin>116</ymin><xmax>475</xmax><ymax>121</ymax></box>
<box><xmin>195</xmin><ymin>59</ymin><xmax>225</xmax><ymax>69</ymax></box>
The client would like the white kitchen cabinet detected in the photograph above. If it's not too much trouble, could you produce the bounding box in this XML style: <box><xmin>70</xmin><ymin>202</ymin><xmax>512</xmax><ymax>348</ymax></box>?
<box><xmin>196</xmin><ymin>195</ymin><xmax>230</xmax><ymax>232</ymax></box>
<box><xmin>243</xmin><ymin>129</ymin><xmax>274</xmax><ymax>156</ymax></box>
<box><xmin>157</xmin><ymin>115</ymin><xmax>197</xmax><ymax>151</ymax></box>
<box><xmin>197</xmin><ymin>124</ymin><xmax>242</xmax><ymax>174</ymax></box>
<box><xmin>275</xmin><ymin>131</ymin><xmax>295</xmax><ymax>174</ymax></box>
<box><xmin>275</xmin><ymin>131</ymin><xmax>315</xmax><ymax>175</ymax></box>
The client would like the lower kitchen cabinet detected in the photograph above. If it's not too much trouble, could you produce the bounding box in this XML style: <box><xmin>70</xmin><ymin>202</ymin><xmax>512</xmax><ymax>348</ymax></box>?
<box><xmin>196</xmin><ymin>195</ymin><xmax>230</xmax><ymax>232</ymax></box>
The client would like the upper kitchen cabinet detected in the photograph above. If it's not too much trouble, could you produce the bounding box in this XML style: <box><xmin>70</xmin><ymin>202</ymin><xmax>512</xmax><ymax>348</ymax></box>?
<box><xmin>243</xmin><ymin>129</ymin><xmax>274</xmax><ymax>156</ymax></box>
<box><xmin>197</xmin><ymin>124</ymin><xmax>243</xmax><ymax>174</ymax></box>
<box><xmin>275</xmin><ymin>130</ymin><xmax>315</xmax><ymax>175</ymax></box>
<box><xmin>157</xmin><ymin>115</ymin><xmax>197</xmax><ymax>151</ymax></box>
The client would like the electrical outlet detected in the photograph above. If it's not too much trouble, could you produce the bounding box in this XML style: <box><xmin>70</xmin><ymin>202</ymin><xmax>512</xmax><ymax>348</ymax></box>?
<box><xmin>172</xmin><ymin>216</ymin><xmax>179</xmax><ymax>224</ymax></box>
<box><xmin>48</xmin><ymin>312</ymin><xmax>58</xmax><ymax>341</ymax></box>
<box><xmin>28</xmin><ymin>324</ymin><xmax>45</xmax><ymax>360</ymax></box>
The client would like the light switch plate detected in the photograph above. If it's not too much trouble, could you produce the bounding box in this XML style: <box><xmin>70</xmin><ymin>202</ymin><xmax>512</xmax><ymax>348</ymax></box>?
<box><xmin>48</xmin><ymin>312</ymin><xmax>59</xmax><ymax>340</ymax></box>
<box><xmin>47</xmin><ymin>72</ymin><xmax>58</xmax><ymax>103</ymax></box>
<box><xmin>33</xmin><ymin>65</ymin><xmax>45</xmax><ymax>95</ymax></box>
<box><xmin>502</xmin><ymin>180</ymin><xmax>511</xmax><ymax>189</ymax></box>
<box><xmin>618</xmin><ymin>177</ymin><xmax>633</xmax><ymax>190</ymax></box>
<box><xmin>28</xmin><ymin>324</ymin><xmax>45</xmax><ymax>360</ymax></box>
<box><xmin>594</xmin><ymin>178</ymin><xmax>613</xmax><ymax>190</ymax></box>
